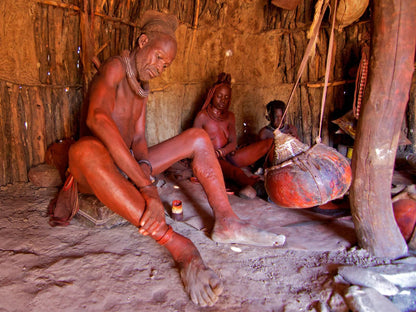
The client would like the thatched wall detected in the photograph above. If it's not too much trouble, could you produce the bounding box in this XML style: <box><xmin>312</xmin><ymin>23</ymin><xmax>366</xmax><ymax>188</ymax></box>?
<box><xmin>0</xmin><ymin>0</ymin><xmax>391</xmax><ymax>186</ymax></box>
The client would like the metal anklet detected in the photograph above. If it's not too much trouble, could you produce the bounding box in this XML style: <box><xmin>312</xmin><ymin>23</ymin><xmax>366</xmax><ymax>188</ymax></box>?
<box><xmin>156</xmin><ymin>225</ymin><xmax>174</xmax><ymax>246</ymax></box>
<box><xmin>138</xmin><ymin>159</ymin><xmax>153</xmax><ymax>175</ymax></box>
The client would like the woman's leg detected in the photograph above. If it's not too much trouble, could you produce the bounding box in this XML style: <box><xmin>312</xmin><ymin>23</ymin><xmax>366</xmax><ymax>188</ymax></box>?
<box><xmin>228</xmin><ymin>138</ymin><xmax>273</xmax><ymax>168</ymax></box>
<box><xmin>148</xmin><ymin>129</ymin><xmax>285</xmax><ymax>247</ymax></box>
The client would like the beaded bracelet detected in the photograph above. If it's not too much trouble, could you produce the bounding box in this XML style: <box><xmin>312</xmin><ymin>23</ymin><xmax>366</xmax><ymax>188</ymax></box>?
<box><xmin>138</xmin><ymin>159</ymin><xmax>153</xmax><ymax>175</ymax></box>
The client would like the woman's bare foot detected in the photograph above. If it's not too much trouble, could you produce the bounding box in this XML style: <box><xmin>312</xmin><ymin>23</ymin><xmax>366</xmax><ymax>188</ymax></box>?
<box><xmin>179</xmin><ymin>256</ymin><xmax>224</xmax><ymax>307</ymax></box>
<box><xmin>163</xmin><ymin>232</ymin><xmax>223</xmax><ymax>306</ymax></box>
<box><xmin>211</xmin><ymin>218</ymin><xmax>286</xmax><ymax>247</ymax></box>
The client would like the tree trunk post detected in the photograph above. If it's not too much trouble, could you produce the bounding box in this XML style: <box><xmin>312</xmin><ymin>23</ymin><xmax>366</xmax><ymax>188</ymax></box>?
<box><xmin>350</xmin><ymin>0</ymin><xmax>416</xmax><ymax>258</ymax></box>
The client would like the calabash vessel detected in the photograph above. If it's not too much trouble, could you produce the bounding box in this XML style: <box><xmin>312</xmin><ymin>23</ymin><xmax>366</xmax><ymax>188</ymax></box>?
<box><xmin>393</xmin><ymin>199</ymin><xmax>416</xmax><ymax>242</ymax></box>
<box><xmin>265</xmin><ymin>130</ymin><xmax>352</xmax><ymax>208</ymax></box>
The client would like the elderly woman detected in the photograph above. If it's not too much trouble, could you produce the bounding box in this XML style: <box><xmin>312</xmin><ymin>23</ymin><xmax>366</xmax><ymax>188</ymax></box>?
<box><xmin>49</xmin><ymin>13</ymin><xmax>284</xmax><ymax>308</ymax></box>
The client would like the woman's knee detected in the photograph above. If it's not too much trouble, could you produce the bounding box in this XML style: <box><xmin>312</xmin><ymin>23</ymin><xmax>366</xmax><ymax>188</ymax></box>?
<box><xmin>69</xmin><ymin>137</ymin><xmax>107</xmax><ymax>165</ymax></box>
<box><xmin>185</xmin><ymin>128</ymin><xmax>212</xmax><ymax>149</ymax></box>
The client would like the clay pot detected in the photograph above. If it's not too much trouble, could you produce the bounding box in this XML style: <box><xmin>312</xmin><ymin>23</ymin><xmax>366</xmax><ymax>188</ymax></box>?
<box><xmin>45</xmin><ymin>138</ymin><xmax>75</xmax><ymax>181</ymax></box>
<box><xmin>393</xmin><ymin>199</ymin><xmax>416</xmax><ymax>242</ymax></box>
<box><xmin>265</xmin><ymin>141</ymin><xmax>352</xmax><ymax>209</ymax></box>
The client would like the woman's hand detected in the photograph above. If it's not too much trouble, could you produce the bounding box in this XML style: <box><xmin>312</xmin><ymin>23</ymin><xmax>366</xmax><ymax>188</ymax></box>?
<box><xmin>137</xmin><ymin>185</ymin><xmax>166</xmax><ymax>236</ymax></box>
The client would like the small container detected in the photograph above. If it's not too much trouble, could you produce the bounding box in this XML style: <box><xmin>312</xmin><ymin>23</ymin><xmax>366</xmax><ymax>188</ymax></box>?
<box><xmin>189</xmin><ymin>176</ymin><xmax>199</xmax><ymax>183</ymax></box>
<box><xmin>347</xmin><ymin>147</ymin><xmax>353</xmax><ymax>159</ymax></box>
<box><xmin>171</xmin><ymin>200</ymin><xmax>183</xmax><ymax>221</ymax></box>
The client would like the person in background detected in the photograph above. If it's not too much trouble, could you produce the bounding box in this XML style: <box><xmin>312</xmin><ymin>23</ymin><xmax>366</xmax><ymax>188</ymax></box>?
<box><xmin>259</xmin><ymin>100</ymin><xmax>299</xmax><ymax>140</ymax></box>
<box><xmin>193</xmin><ymin>73</ymin><xmax>273</xmax><ymax>199</ymax></box>
<box><xmin>256</xmin><ymin>100</ymin><xmax>299</xmax><ymax>170</ymax></box>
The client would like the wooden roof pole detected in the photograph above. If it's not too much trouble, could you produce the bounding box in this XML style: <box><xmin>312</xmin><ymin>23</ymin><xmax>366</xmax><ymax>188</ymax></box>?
<box><xmin>80</xmin><ymin>0</ymin><xmax>96</xmax><ymax>90</ymax></box>
<box><xmin>350</xmin><ymin>0</ymin><xmax>416</xmax><ymax>258</ymax></box>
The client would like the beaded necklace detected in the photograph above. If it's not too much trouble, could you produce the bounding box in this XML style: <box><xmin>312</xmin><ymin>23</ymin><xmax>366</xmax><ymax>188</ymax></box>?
<box><xmin>121</xmin><ymin>51</ymin><xmax>150</xmax><ymax>98</ymax></box>
<box><xmin>206</xmin><ymin>106</ymin><xmax>228</xmax><ymax>121</ymax></box>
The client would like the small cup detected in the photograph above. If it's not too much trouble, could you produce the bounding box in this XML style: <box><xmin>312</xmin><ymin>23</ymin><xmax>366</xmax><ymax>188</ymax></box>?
<box><xmin>171</xmin><ymin>200</ymin><xmax>183</xmax><ymax>221</ymax></box>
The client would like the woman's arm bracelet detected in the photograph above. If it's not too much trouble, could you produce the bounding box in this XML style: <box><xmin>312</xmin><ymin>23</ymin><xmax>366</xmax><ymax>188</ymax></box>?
<box><xmin>138</xmin><ymin>159</ymin><xmax>153</xmax><ymax>175</ymax></box>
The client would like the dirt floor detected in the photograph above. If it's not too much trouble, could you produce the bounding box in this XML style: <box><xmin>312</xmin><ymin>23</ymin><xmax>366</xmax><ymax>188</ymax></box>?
<box><xmin>0</xmin><ymin>175</ymin><xmax>394</xmax><ymax>312</ymax></box>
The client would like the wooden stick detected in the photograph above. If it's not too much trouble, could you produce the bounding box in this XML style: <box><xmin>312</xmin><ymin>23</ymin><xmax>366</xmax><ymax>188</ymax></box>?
<box><xmin>150</xmin><ymin>85</ymin><xmax>170</xmax><ymax>93</ymax></box>
<box><xmin>95</xmin><ymin>41</ymin><xmax>110</xmax><ymax>55</ymax></box>
<box><xmin>36</xmin><ymin>0</ymin><xmax>138</xmax><ymax>27</ymax></box>
<box><xmin>36</xmin><ymin>0</ymin><xmax>80</xmax><ymax>11</ymax></box>
<box><xmin>306</xmin><ymin>79</ymin><xmax>354</xmax><ymax>88</ymax></box>
<box><xmin>0</xmin><ymin>78</ymin><xmax>82</xmax><ymax>88</ymax></box>
<box><xmin>192</xmin><ymin>0</ymin><xmax>200</xmax><ymax>29</ymax></box>
<box><xmin>0</xmin><ymin>77</ymin><xmax>170</xmax><ymax>95</ymax></box>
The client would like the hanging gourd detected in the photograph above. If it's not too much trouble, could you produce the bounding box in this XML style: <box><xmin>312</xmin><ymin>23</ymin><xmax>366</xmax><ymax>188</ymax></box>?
<box><xmin>265</xmin><ymin>131</ymin><xmax>352</xmax><ymax>208</ymax></box>
<box><xmin>265</xmin><ymin>0</ymin><xmax>352</xmax><ymax>208</ymax></box>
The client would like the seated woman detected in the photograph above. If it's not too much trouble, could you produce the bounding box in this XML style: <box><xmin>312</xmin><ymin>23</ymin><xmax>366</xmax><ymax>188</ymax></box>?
<box><xmin>258</xmin><ymin>100</ymin><xmax>299</xmax><ymax>141</ymax></box>
<box><xmin>193</xmin><ymin>73</ymin><xmax>273</xmax><ymax>199</ymax></box>
<box><xmin>256</xmin><ymin>99</ymin><xmax>300</xmax><ymax>171</ymax></box>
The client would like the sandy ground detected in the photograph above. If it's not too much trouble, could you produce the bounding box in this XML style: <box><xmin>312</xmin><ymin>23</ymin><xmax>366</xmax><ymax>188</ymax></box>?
<box><xmin>0</xmin><ymin>180</ymin><xmax>391</xmax><ymax>312</ymax></box>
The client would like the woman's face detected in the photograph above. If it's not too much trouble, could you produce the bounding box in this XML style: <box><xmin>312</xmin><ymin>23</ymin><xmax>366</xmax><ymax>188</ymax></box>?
<box><xmin>271</xmin><ymin>108</ymin><xmax>284</xmax><ymax>128</ymax></box>
<box><xmin>211</xmin><ymin>85</ymin><xmax>231</xmax><ymax>111</ymax></box>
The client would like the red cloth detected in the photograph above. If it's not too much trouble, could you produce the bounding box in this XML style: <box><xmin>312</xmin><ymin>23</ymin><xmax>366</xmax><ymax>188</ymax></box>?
<box><xmin>48</xmin><ymin>174</ymin><xmax>79</xmax><ymax>226</ymax></box>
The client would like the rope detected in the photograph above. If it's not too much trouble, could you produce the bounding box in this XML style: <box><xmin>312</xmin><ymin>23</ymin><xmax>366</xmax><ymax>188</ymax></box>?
<box><xmin>317</xmin><ymin>0</ymin><xmax>338</xmax><ymax>144</ymax></box>
<box><xmin>278</xmin><ymin>0</ymin><xmax>339</xmax><ymax>146</ymax></box>
<box><xmin>278</xmin><ymin>0</ymin><xmax>330</xmax><ymax>130</ymax></box>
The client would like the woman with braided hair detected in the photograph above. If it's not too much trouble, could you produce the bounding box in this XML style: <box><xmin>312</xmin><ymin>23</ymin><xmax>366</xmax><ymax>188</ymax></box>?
<box><xmin>193</xmin><ymin>73</ymin><xmax>274</xmax><ymax>199</ymax></box>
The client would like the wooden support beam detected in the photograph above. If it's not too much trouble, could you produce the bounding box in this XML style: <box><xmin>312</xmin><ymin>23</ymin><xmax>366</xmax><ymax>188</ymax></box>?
<box><xmin>408</xmin><ymin>68</ymin><xmax>416</xmax><ymax>152</ymax></box>
<box><xmin>36</xmin><ymin>0</ymin><xmax>81</xmax><ymax>11</ymax></box>
<box><xmin>36</xmin><ymin>0</ymin><xmax>139</xmax><ymax>27</ymax></box>
<box><xmin>0</xmin><ymin>78</ymin><xmax>82</xmax><ymax>88</ymax></box>
<box><xmin>306</xmin><ymin>79</ymin><xmax>354</xmax><ymax>88</ymax></box>
<box><xmin>80</xmin><ymin>0</ymin><xmax>96</xmax><ymax>89</ymax></box>
<box><xmin>350</xmin><ymin>0</ymin><xmax>416</xmax><ymax>258</ymax></box>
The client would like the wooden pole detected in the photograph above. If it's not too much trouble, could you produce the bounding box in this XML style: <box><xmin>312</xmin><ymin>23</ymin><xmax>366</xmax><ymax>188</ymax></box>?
<box><xmin>408</xmin><ymin>69</ymin><xmax>416</xmax><ymax>152</ymax></box>
<box><xmin>350</xmin><ymin>0</ymin><xmax>416</xmax><ymax>258</ymax></box>
<box><xmin>36</xmin><ymin>0</ymin><xmax>138</xmax><ymax>27</ymax></box>
<box><xmin>80</xmin><ymin>0</ymin><xmax>95</xmax><ymax>89</ymax></box>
